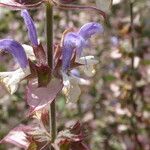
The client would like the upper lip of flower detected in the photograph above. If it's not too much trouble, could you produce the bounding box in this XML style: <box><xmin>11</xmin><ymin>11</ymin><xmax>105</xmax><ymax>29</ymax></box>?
<box><xmin>0</xmin><ymin>39</ymin><xmax>28</xmax><ymax>68</ymax></box>
<box><xmin>21</xmin><ymin>9</ymin><xmax>39</xmax><ymax>47</ymax></box>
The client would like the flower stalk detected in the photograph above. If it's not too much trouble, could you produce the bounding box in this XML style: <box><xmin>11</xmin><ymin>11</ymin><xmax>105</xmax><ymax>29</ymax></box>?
<box><xmin>46</xmin><ymin>1</ymin><xmax>56</xmax><ymax>149</ymax></box>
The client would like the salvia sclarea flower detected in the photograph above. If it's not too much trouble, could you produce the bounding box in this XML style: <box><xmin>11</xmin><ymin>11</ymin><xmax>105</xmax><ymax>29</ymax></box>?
<box><xmin>0</xmin><ymin>9</ymin><xmax>41</xmax><ymax>94</ymax></box>
<box><xmin>0</xmin><ymin>39</ymin><xmax>30</xmax><ymax>94</ymax></box>
<box><xmin>0</xmin><ymin>9</ymin><xmax>40</xmax><ymax>95</ymax></box>
<box><xmin>60</xmin><ymin>22</ymin><xmax>103</xmax><ymax>102</ymax></box>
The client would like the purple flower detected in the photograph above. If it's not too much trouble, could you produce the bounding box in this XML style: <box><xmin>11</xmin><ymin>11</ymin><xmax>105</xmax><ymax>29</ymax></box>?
<box><xmin>0</xmin><ymin>39</ymin><xmax>28</xmax><ymax>68</ymax></box>
<box><xmin>21</xmin><ymin>9</ymin><xmax>38</xmax><ymax>47</ymax></box>
<box><xmin>62</xmin><ymin>22</ymin><xmax>103</xmax><ymax>71</ymax></box>
<box><xmin>62</xmin><ymin>33</ymin><xmax>85</xmax><ymax>70</ymax></box>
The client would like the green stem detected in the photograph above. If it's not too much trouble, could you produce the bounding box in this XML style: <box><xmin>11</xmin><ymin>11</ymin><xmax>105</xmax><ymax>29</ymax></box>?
<box><xmin>46</xmin><ymin>2</ymin><xmax>56</xmax><ymax>149</ymax></box>
<box><xmin>46</xmin><ymin>2</ymin><xmax>53</xmax><ymax>67</ymax></box>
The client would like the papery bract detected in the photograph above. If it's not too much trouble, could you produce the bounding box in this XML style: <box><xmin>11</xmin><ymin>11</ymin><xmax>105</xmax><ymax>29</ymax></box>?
<box><xmin>26</xmin><ymin>78</ymin><xmax>63</xmax><ymax>112</ymax></box>
<box><xmin>0</xmin><ymin>0</ymin><xmax>44</xmax><ymax>10</ymax></box>
<box><xmin>0</xmin><ymin>124</ymin><xmax>32</xmax><ymax>149</ymax></box>
<box><xmin>53</xmin><ymin>122</ymin><xmax>90</xmax><ymax>150</ymax></box>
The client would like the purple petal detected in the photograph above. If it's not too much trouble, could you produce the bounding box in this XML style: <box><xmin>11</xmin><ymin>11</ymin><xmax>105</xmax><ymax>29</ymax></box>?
<box><xmin>0</xmin><ymin>39</ymin><xmax>28</xmax><ymax>68</ymax></box>
<box><xmin>78</xmin><ymin>22</ymin><xmax>103</xmax><ymax>40</ymax></box>
<box><xmin>62</xmin><ymin>32</ymin><xmax>85</xmax><ymax>71</ymax></box>
<box><xmin>21</xmin><ymin>9</ymin><xmax>38</xmax><ymax>46</ymax></box>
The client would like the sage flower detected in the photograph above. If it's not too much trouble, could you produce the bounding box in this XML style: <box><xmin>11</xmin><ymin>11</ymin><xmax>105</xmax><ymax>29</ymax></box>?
<box><xmin>62</xmin><ymin>56</ymin><xmax>98</xmax><ymax>102</ymax></box>
<box><xmin>61</xmin><ymin>22</ymin><xmax>103</xmax><ymax>102</ymax></box>
<box><xmin>0</xmin><ymin>39</ymin><xmax>30</xmax><ymax>94</ymax></box>
<box><xmin>0</xmin><ymin>9</ymin><xmax>38</xmax><ymax>94</ymax></box>
<box><xmin>62</xmin><ymin>22</ymin><xmax>103</xmax><ymax>71</ymax></box>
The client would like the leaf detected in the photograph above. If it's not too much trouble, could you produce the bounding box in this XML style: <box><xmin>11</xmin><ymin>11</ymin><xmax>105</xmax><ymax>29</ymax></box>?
<box><xmin>95</xmin><ymin>0</ymin><xmax>113</xmax><ymax>13</ymax></box>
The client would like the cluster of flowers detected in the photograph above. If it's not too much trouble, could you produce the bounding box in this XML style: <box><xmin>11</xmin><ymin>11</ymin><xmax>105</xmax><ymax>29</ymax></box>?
<box><xmin>0</xmin><ymin>0</ymin><xmax>104</xmax><ymax>149</ymax></box>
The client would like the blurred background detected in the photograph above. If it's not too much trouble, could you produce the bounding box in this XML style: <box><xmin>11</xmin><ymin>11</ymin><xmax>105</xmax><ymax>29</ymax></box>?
<box><xmin>0</xmin><ymin>0</ymin><xmax>149</xmax><ymax>149</ymax></box>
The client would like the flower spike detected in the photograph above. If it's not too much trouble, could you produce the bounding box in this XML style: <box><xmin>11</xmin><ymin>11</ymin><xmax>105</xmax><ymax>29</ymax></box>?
<box><xmin>21</xmin><ymin>9</ymin><xmax>38</xmax><ymax>47</ymax></box>
<box><xmin>0</xmin><ymin>39</ymin><xmax>28</xmax><ymax>68</ymax></box>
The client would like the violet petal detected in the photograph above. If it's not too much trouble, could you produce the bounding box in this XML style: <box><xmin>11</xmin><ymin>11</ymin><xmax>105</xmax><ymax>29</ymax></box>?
<box><xmin>21</xmin><ymin>9</ymin><xmax>38</xmax><ymax>46</ymax></box>
<box><xmin>0</xmin><ymin>39</ymin><xmax>28</xmax><ymax>68</ymax></box>
<box><xmin>78</xmin><ymin>22</ymin><xmax>103</xmax><ymax>40</ymax></box>
<box><xmin>62</xmin><ymin>32</ymin><xmax>85</xmax><ymax>71</ymax></box>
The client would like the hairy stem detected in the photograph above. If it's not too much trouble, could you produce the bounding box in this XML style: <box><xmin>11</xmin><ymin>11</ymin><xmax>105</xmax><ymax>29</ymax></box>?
<box><xmin>46</xmin><ymin>2</ymin><xmax>56</xmax><ymax>149</ymax></box>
